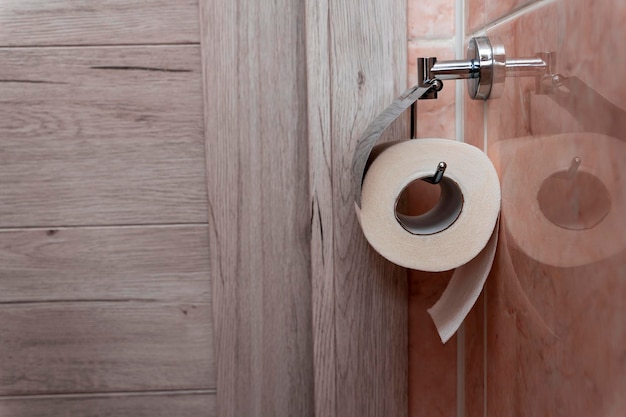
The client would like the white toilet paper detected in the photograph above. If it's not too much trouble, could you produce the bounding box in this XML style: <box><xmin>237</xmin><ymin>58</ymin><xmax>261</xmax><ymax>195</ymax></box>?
<box><xmin>491</xmin><ymin>133</ymin><xmax>626</xmax><ymax>268</ymax></box>
<box><xmin>356</xmin><ymin>139</ymin><xmax>501</xmax><ymax>343</ymax></box>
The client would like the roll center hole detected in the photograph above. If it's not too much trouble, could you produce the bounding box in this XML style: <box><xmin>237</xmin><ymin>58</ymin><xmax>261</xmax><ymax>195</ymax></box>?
<box><xmin>395</xmin><ymin>176</ymin><xmax>464</xmax><ymax>235</ymax></box>
<box><xmin>537</xmin><ymin>170</ymin><xmax>611</xmax><ymax>230</ymax></box>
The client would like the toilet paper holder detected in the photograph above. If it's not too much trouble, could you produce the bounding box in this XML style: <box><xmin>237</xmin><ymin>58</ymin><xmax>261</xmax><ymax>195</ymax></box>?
<box><xmin>418</xmin><ymin>36</ymin><xmax>558</xmax><ymax>100</ymax></box>
<box><xmin>353</xmin><ymin>36</ymin><xmax>561</xmax><ymax>205</ymax></box>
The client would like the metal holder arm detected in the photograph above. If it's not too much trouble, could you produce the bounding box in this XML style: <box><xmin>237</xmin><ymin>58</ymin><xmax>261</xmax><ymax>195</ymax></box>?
<box><xmin>352</xmin><ymin>36</ymin><xmax>561</xmax><ymax>205</ymax></box>
<box><xmin>418</xmin><ymin>37</ymin><xmax>555</xmax><ymax>100</ymax></box>
<box><xmin>352</xmin><ymin>83</ymin><xmax>441</xmax><ymax>206</ymax></box>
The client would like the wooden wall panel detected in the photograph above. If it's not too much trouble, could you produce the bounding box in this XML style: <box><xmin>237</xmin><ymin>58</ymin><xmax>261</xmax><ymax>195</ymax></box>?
<box><xmin>0</xmin><ymin>46</ymin><xmax>207</xmax><ymax>227</ymax></box>
<box><xmin>0</xmin><ymin>302</ymin><xmax>214</xmax><ymax>395</ymax></box>
<box><xmin>0</xmin><ymin>393</ymin><xmax>215</xmax><ymax>417</ymax></box>
<box><xmin>0</xmin><ymin>226</ymin><xmax>210</xmax><ymax>303</ymax></box>
<box><xmin>199</xmin><ymin>0</ymin><xmax>314</xmax><ymax>416</ymax></box>
<box><xmin>0</xmin><ymin>0</ymin><xmax>200</xmax><ymax>47</ymax></box>
<box><xmin>307</xmin><ymin>0</ymin><xmax>409</xmax><ymax>415</ymax></box>
<box><xmin>0</xmin><ymin>1</ymin><xmax>212</xmax><ymax>416</ymax></box>
<box><xmin>305</xmin><ymin>0</ymin><xmax>336</xmax><ymax>415</ymax></box>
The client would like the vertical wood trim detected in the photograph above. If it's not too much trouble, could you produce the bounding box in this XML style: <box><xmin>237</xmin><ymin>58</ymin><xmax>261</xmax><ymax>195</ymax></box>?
<box><xmin>306</xmin><ymin>0</ymin><xmax>337</xmax><ymax>415</ymax></box>
<box><xmin>199</xmin><ymin>0</ymin><xmax>314</xmax><ymax>416</ymax></box>
<box><xmin>313</xmin><ymin>0</ymin><xmax>409</xmax><ymax>415</ymax></box>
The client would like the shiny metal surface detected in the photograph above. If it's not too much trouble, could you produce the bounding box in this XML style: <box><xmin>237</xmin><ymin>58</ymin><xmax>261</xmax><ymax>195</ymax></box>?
<box><xmin>417</xmin><ymin>57</ymin><xmax>439</xmax><ymax>99</ymax></box>
<box><xmin>417</xmin><ymin>36</ymin><xmax>553</xmax><ymax>100</ymax></box>
<box><xmin>422</xmin><ymin>162</ymin><xmax>447</xmax><ymax>185</ymax></box>
<box><xmin>506</xmin><ymin>57</ymin><xmax>547</xmax><ymax>75</ymax></box>
<box><xmin>467</xmin><ymin>36</ymin><xmax>495</xmax><ymax>99</ymax></box>
<box><xmin>568</xmin><ymin>156</ymin><xmax>582</xmax><ymax>178</ymax></box>
<box><xmin>430</xmin><ymin>60</ymin><xmax>480</xmax><ymax>80</ymax></box>
<box><xmin>353</xmin><ymin>37</ymin><xmax>561</xmax><ymax>205</ymax></box>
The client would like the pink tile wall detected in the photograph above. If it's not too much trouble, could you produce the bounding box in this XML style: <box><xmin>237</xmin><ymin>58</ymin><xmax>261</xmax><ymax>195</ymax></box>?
<box><xmin>408</xmin><ymin>0</ymin><xmax>455</xmax><ymax>39</ymax></box>
<box><xmin>469</xmin><ymin>1</ymin><xmax>626</xmax><ymax>416</ymax></box>
<box><xmin>409</xmin><ymin>1</ymin><xmax>626</xmax><ymax>416</ymax></box>
<box><xmin>406</xmin><ymin>1</ymin><xmax>458</xmax><ymax>416</ymax></box>
<box><xmin>408</xmin><ymin>43</ymin><xmax>456</xmax><ymax>139</ymax></box>
<box><xmin>465</xmin><ymin>0</ymin><xmax>541</xmax><ymax>34</ymax></box>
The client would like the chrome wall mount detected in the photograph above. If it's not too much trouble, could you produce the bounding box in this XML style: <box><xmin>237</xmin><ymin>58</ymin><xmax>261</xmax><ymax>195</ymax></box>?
<box><xmin>352</xmin><ymin>36</ymin><xmax>562</xmax><ymax>205</ymax></box>
<box><xmin>418</xmin><ymin>36</ymin><xmax>556</xmax><ymax>100</ymax></box>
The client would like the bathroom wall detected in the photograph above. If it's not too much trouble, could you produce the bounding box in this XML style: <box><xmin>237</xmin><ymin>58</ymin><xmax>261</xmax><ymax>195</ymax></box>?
<box><xmin>466</xmin><ymin>0</ymin><xmax>626</xmax><ymax>416</ymax></box>
<box><xmin>0</xmin><ymin>2</ymin><xmax>215</xmax><ymax>415</ymax></box>
<box><xmin>406</xmin><ymin>1</ymin><xmax>461</xmax><ymax>416</ymax></box>
<box><xmin>408</xmin><ymin>0</ymin><xmax>626</xmax><ymax>416</ymax></box>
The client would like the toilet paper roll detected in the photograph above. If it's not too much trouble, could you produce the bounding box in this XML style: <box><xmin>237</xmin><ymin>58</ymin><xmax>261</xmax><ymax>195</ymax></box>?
<box><xmin>356</xmin><ymin>139</ymin><xmax>501</xmax><ymax>343</ymax></box>
<box><xmin>491</xmin><ymin>133</ymin><xmax>626</xmax><ymax>268</ymax></box>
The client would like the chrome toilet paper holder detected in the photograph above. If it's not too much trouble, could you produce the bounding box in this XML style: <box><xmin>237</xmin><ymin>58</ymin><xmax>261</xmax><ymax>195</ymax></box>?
<box><xmin>352</xmin><ymin>36</ymin><xmax>561</xmax><ymax>205</ymax></box>
<box><xmin>417</xmin><ymin>37</ymin><xmax>561</xmax><ymax>182</ymax></box>
<box><xmin>417</xmin><ymin>36</ymin><xmax>558</xmax><ymax>100</ymax></box>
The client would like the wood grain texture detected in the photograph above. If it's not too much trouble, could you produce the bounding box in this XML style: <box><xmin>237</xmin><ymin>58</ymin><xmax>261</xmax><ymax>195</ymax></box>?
<box><xmin>305</xmin><ymin>0</ymin><xmax>336</xmax><ymax>416</ymax></box>
<box><xmin>0</xmin><ymin>392</ymin><xmax>215</xmax><ymax>417</ymax></box>
<box><xmin>0</xmin><ymin>302</ymin><xmax>214</xmax><ymax>395</ymax></box>
<box><xmin>328</xmin><ymin>0</ymin><xmax>409</xmax><ymax>416</ymax></box>
<box><xmin>200</xmin><ymin>0</ymin><xmax>314</xmax><ymax>416</ymax></box>
<box><xmin>0</xmin><ymin>0</ymin><xmax>200</xmax><ymax>47</ymax></box>
<box><xmin>0</xmin><ymin>46</ymin><xmax>207</xmax><ymax>227</ymax></box>
<box><xmin>0</xmin><ymin>226</ymin><xmax>210</xmax><ymax>303</ymax></box>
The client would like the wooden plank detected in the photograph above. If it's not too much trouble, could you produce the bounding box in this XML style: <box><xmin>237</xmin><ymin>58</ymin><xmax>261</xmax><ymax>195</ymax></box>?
<box><xmin>0</xmin><ymin>226</ymin><xmax>210</xmax><ymax>303</ymax></box>
<box><xmin>328</xmin><ymin>0</ymin><xmax>409</xmax><ymax>416</ymax></box>
<box><xmin>199</xmin><ymin>0</ymin><xmax>314</xmax><ymax>416</ymax></box>
<box><xmin>0</xmin><ymin>46</ymin><xmax>207</xmax><ymax>227</ymax></box>
<box><xmin>305</xmin><ymin>0</ymin><xmax>336</xmax><ymax>416</ymax></box>
<box><xmin>0</xmin><ymin>0</ymin><xmax>199</xmax><ymax>47</ymax></box>
<box><xmin>0</xmin><ymin>392</ymin><xmax>216</xmax><ymax>417</ymax></box>
<box><xmin>0</xmin><ymin>302</ymin><xmax>214</xmax><ymax>395</ymax></box>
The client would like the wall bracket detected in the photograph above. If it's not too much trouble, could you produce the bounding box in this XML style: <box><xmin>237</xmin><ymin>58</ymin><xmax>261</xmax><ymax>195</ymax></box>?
<box><xmin>418</xmin><ymin>36</ymin><xmax>557</xmax><ymax>100</ymax></box>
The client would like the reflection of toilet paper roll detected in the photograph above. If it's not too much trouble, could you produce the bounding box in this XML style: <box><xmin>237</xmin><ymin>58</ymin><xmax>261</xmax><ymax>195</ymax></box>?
<box><xmin>492</xmin><ymin>133</ymin><xmax>626</xmax><ymax>268</ymax></box>
<box><xmin>356</xmin><ymin>139</ymin><xmax>501</xmax><ymax>342</ymax></box>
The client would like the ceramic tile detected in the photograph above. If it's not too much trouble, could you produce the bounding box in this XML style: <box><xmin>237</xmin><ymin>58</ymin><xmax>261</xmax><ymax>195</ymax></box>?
<box><xmin>484</xmin><ymin>1</ymin><xmax>562</xmax><ymax>144</ymax></box>
<box><xmin>463</xmin><ymin>84</ymin><xmax>484</xmax><ymax>149</ymax></box>
<box><xmin>408</xmin><ymin>271</ymin><xmax>457</xmax><ymax>417</ymax></box>
<box><xmin>486</xmin><ymin>0</ymin><xmax>536</xmax><ymax>25</ymax></box>
<box><xmin>478</xmin><ymin>1</ymin><xmax>626</xmax><ymax>416</ymax></box>
<box><xmin>464</xmin><ymin>292</ymin><xmax>484</xmax><ymax>417</ymax></box>
<box><xmin>407</xmin><ymin>0</ymin><xmax>455</xmax><ymax>39</ymax></box>
<box><xmin>408</xmin><ymin>42</ymin><xmax>456</xmax><ymax>139</ymax></box>
<box><xmin>466</xmin><ymin>0</ymin><xmax>486</xmax><ymax>34</ymax></box>
<box><xmin>410</xmin><ymin>1</ymin><xmax>626</xmax><ymax>416</ymax></box>
<box><xmin>559</xmin><ymin>0</ymin><xmax>626</xmax><ymax>109</ymax></box>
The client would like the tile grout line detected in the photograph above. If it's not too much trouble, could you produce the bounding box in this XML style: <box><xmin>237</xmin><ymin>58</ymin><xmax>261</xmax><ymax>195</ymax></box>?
<box><xmin>455</xmin><ymin>0</ymin><xmax>465</xmax><ymax>143</ymax></box>
<box><xmin>455</xmin><ymin>0</ymin><xmax>466</xmax><ymax>415</ymax></box>
<box><xmin>484</xmin><ymin>287</ymin><xmax>488</xmax><ymax>417</ymax></box>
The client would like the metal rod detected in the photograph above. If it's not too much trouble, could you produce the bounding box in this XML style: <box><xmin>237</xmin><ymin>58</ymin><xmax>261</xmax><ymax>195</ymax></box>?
<box><xmin>430</xmin><ymin>59</ymin><xmax>480</xmax><ymax>80</ymax></box>
<box><xmin>568</xmin><ymin>156</ymin><xmax>582</xmax><ymax>178</ymax></box>
<box><xmin>410</xmin><ymin>101</ymin><xmax>417</xmax><ymax>139</ymax></box>
<box><xmin>422</xmin><ymin>162</ymin><xmax>447</xmax><ymax>185</ymax></box>
<box><xmin>417</xmin><ymin>57</ymin><xmax>439</xmax><ymax>99</ymax></box>
<box><xmin>505</xmin><ymin>57</ymin><xmax>546</xmax><ymax>76</ymax></box>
